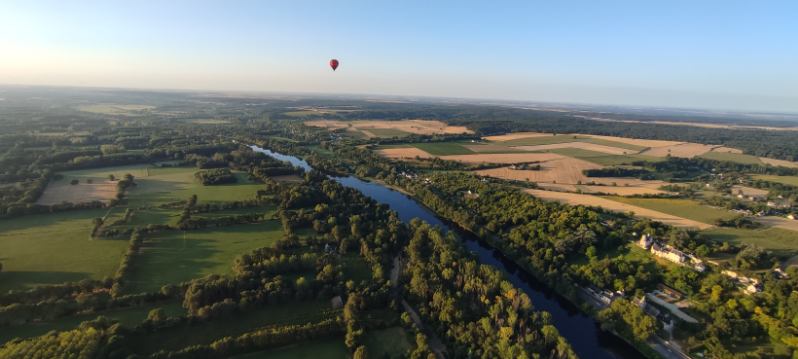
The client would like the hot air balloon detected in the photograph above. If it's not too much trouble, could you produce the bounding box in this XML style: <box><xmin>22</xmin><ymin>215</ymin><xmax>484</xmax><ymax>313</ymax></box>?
<box><xmin>329</xmin><ymin>59</ymin><xmax>339</xmax><ymax>71</ymax></box>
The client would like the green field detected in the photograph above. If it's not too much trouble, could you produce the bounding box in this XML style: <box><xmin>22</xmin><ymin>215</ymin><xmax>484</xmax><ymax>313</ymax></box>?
<box><xmin>233</xmin><ymin>337</ymin><xmax>347</xmax><ymax>359</ymax></box>
<box><xmin>129</xmin><ymin>300</ymin><xmax>336</xmax><ymax>354</ymax></box>
<box><xmin>701</xmin><ymin>227</ymin><xmax>798</xmax><ymax>257</ymax></box>
<box><xmin>542</xmin><ymin>148</ymin><xmax>664</xmax><ymax>166</ymax></box>
<box><xmin>0</xmin><ymin>302</ymin><xmax>185</xmax><ymax>344</ymax></box>
<box><xmin>605</xmin><ymin>197</ymin><xmax>736</xmax><ymax>224</ymax></box>
<box><xmin>753</xmin><ymin>175</ymin><xmax>798</xmax><ymax>187</ymax></box>
<box><xmin>61</xmin><ymin>165</ymin><xmax>265</xmax><ymax>207</ymax></box>
<box><xmin>0</xmin><ymin>209</ymin><xmax>128</xmax><ymax>293</ymax></box>
<box><xmin>127</xmin><ymin>221</ymin><xmax>283</xmax><ymax>292</ymax></box>
<box><xmin>410</xmin><ymin>142</ymin><xmax>474</xmax><ymax>155</ymax></box>
<box><xmin>364</xmin><ymin>326</ymin><xmax>412</xmax><ymax>358</ymax></box>
<box><xmin>699</xmin><ymin>151</ymin><xmax>764</xmax><ymax>165</ymax></box>
<box><xmin>501</xmin><ymin>134</ymin><xmax>646</xmax><ymax>151</ymax></box>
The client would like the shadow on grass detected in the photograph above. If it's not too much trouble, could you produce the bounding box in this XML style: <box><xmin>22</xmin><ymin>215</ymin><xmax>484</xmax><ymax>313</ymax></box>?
<box><xmin>0</xmin><ymin>271</ymin><xmax>92</xmax><ymax>294</ymax></box>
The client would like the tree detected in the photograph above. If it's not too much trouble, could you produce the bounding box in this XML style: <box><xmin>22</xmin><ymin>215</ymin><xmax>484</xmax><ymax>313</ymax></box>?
<box><xmin>147</xmin><ymin>308</ymin><xmax>166</xmax><ymax>322</ymax></box>
<box><xmin>353</xmin><ymin>345</ymin><xmax>368</xmax><ymax>359</ymax></box>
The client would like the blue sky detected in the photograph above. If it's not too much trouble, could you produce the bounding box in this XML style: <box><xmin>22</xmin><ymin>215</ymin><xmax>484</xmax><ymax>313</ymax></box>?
<box><xmin>1</xmin><ymin>1</ymin><xmax>796</xmax><ymax>112</ymax></box>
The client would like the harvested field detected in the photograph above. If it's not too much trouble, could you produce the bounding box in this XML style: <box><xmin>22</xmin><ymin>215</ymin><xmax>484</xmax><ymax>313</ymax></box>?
<box><xmin>641</xmin><ymin>143</ymin><xmax>716</xmax><ymax>158</ymax></box>
<box><xmin>537</xmin><ymin>183</ymin><xmax>579</xmax><ymax>192</ymax></box>
<box><xmin>377</xmin><ymin>147</ymin><xmax>434</xmax><ymax>160</ymax></box>
<box><xmin>525</xmin><ymin>189</ymin><xmax>712</xmax><ymax>229</ymax></box>
<box><xmin>755</xmin><ymin>216</ymin><xmax>798</xmax><ymax>233</ymax></box>
<box><xmin>475</xmin><ymin>157</ymin><xmax>599</xmax><ymax>183</ymax></box>
<box><xmin>305</xmin><ymin>119</ymin><xmax>472</xmax><ymax>135</ymax></box>
<box><xmin>731</xmin><ymin>185</ymin><xmax>769</xmax><ymax>198</ymax></box>
<box><xmin>512</xmin><ymin>142</ymin><xmax>633</xmax><ymax>155</ymax></box>
<box><xmin>711</xmin><ymin>146</ymin><xmax>743</xmax><ymax>154</ymax></box>
<box><xmin>444</xmin><ymin>152</ymin><xmax>563</xmax><ymax>164</ymax></box>
<box><xmin>37</xmin><ymin>179</ymin><xmax>117</xmax><ymax>205</ymax></box>
<box><xmin>760</xmin><ymin>157</ymin><xmax>798</xmax><ymax>169</ymax></box>
<box><xmin>583</xmin><ymin>135</ymin><xmax>682</xmax><ymax>148</ymax></box>
<box><xmin>483</xmin><ymin>132</ymin><xmax>552</xmax><ymax>141</ymax></box>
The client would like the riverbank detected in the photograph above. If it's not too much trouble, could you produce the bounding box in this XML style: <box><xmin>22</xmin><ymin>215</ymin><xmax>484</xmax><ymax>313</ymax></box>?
<box><xmin>250</xmin><ymin>144</ymin><xmax>649</xmax><ymax>359</ymax></box>
<box><xmin>377</xmin><ymin>177</ymin><xmax>665</xmax><ymax>359</ymax></box>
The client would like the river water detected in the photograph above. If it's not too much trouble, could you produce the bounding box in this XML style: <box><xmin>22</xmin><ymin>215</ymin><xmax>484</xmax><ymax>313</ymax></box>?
<box><xmin>251</xmin><ymin>145</ymin><xmax>641</xmax><ymax>359</ymax></box>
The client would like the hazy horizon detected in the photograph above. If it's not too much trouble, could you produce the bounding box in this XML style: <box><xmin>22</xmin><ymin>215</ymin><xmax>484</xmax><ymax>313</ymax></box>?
<box><xmin>2</xmin><ymin>1</ymin><xmax>797</xmax><ymax>113</ymax></box>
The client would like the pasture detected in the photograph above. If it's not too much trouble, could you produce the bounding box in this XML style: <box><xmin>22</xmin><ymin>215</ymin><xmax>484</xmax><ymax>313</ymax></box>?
<box><xmin>0</xmin><ymin>209</ymin><xmax>128</xmax><ymax>293</ymax></box>
<box><xmin>605</xmin><ymin>197</ymin><xmax>736</xmax><ymax>225</ymax></box>
<box><xmin>525</xmin><ymin>189</ymin><xmax>711</xmax><ymax>229</ymax></box>
<box><xmin>127</xmin><ymin>221</ymin><xmax>283</xmax><ymax>292</ymax></box>
<box><xmin>62</xmin><ymin>164</ymin><xmax>264</xmax><ymax>207</ymax></box>
<box><xmin>754</xmin><ymin>175</ymin><xmax>798</xmax><ymax>187</ymax></box>
<box><xmin>305</xmin><ymin>119</ymin><xmax>472</xmax><ymax>136</ymax></box>
<box><xmin>701</xmin><ymin>227</ymin><xmax>798</xmax><ymax>257</ymax></box>
<box><xmin>699</xmin><ymin>151</ymin><xmax>764</xmax><ymax>165</ymax></box>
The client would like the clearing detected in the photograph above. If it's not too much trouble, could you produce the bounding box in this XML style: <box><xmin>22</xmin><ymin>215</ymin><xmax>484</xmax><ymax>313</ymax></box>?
<box><xmin>127</xmin><ymin>221</ymin><xmax>283</xmax><ymax>292</ymax></box>
<box><xmin>525</xmin><ymin>189</ymin><xmax>712</xmax><ymax>229</ymax></box>
<box><xmin>0</xmin><ymin>209</ymin><xmax>128</xmax><ymax>293</ymax></box>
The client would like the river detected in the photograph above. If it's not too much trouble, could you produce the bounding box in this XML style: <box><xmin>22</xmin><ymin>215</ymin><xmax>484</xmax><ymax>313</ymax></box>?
<box><xmin>251</xmin><ymin>145</ymin><xmax>642</xmax><ymax>359</ymax></box>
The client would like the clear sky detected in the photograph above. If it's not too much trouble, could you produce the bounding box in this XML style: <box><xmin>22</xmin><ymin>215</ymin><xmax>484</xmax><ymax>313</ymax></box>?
<box><xmin>1</xmin><ymin>1</ymin><xmax>797</xmax><ymax>112</ymax></box>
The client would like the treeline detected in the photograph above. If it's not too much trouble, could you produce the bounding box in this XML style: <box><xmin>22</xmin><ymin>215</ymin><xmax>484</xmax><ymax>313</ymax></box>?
<box><xmin>194</xmin><ymin>168</ymin><xmax>237</xmax><ymax>185</ymax></box>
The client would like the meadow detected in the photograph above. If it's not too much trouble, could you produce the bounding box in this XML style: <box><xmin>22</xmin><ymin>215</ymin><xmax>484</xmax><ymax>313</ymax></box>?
<box><xmin>605</xmin><ymin>196</ymin><xmax>736</xmax><ymax>225</ymax></box>
<box><xmin>701</xmin><ymin>227</ymin><xmax>798</xmax><ymax>258</ymax></box>
<box><xmin>0</xmin><ymin>209</ymin><xmax>128</xmax><ymax>292</ymax></box>
<box><xmin>127</xmin><ymin>221</ymin><xmax>284</xmax><ymax>292</ymax></box>
<box><xmin>753</xmin><ymin>174</ymin><xmax>798</xmax><ymax>187</ymax></box>
<box><xmin>364</xmin><ymin>326</ymin><xmax>412</xmax><ymax>357</ymax></box>
<box><xmin>699</xmin><ymin>151</ymin><xmax>765</xmax><ymax>165</ymax></box>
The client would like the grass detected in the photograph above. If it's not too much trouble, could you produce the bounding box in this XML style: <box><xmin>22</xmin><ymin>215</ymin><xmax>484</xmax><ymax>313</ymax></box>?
<box><xmin>0</xmin><ymin>302</ymin><xmax>185</xmax><ymax>344</ymax></box>
<box><xmin>364</xmin><ymin>326</ymin><xmax>412</xmax><ymax>358</ymax></box>
<box><xmin>701</xmin><ymin>227</ymin><xmax>798</xmax><ymax>257</ymax></box>
<box><xmin>604</xmin><ymin>197</ymin><xmax>736</xmax><ymax>224</ymax></box>
<box><xmin>128</xmin><ymin>300</ymin><xmax>337</xmax><ymax>355</ymax></box>
<box><xmin>699</xmin><ymin>151</ymin><xmax>764</xmax><ymax>165</ymax></box>
<box><xmin>127</xmin><ymin>221</ymin><xmax>283</xmax><ymax>292</ymax></box>
<box><xmin>753</xmin><ymin>175</ymin><xmax>798</xmax><ymax>187</ymax></box>
<box><xmin>502</xmin><ymin>134</ymin><xmax>646</xmax><ymax>151</ymax></box>
<box><xmin>77</xmin><ymin>104</ymin><xmax>155</xmax><ymax>115</ymax></box>
<box><xmin>409</xmin><ymin>142</ymin><xmax>474</xmax><ymax>156</ymax></box>
<box><xmin>232</xmin><ymin>337</ymin><xmax>347</xmax><ymax>359</ymax></box>
<box><xmin>542</xmin><ymin>148</ymin><xmax>663</xmax><ymax>166</ymax></box>
<box><xmin>342</xmin><ymin>254</ymin><xmax>372</xmax><ymax>283</ymax></box>
<box><xmin>0</xmin><ymin>209</ymin><xmax>128</xmax><ymax>293</ymax></box>
<box><xmin>61</xmin><ymin>165</ymin><xmax>265</xmax><ymax>207</ymax></box>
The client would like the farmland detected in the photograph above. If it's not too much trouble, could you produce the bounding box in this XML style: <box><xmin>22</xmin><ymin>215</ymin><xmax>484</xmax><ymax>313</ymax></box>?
<box><xmin>127</xmin><ymin>221</ymin><xmax>283</xmax><ymax>292</ymax></box>
<box><xmin>604</xmin><ymin>197</ymin><xmax>736</xmax><ymax>225</ymax></box>
<box><xmin>754</xmin><ymin>174</ymin><xmax>798</xmax><ymax>186</ymax></box>
<box><xmin>0</xmin><ymin>209</ymin><xmax>128</xmax><ymax>292</ymax></box>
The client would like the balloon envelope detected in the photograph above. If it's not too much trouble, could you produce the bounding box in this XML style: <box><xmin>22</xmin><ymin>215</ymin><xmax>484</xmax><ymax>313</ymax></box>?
<box><xmin>329</xmin><ymin>59</ymin><xmax>339</xmax><ymax>71</ymax></box>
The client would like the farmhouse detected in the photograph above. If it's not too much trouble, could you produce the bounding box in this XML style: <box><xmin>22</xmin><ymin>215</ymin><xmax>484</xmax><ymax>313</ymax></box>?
<box><xmin>638</xmin><ymin>234</ymin><xmax>706</xmax><ymax>272</ymax></box>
